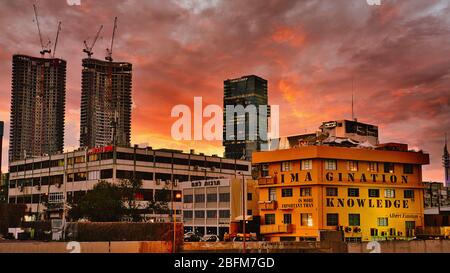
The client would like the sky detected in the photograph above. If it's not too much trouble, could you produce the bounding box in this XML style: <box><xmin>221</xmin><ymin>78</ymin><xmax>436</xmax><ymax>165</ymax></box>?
<box><xmin>0</xmin><ymin>0</ymin><xmax>449</xmax><ymax>181</ymax></box>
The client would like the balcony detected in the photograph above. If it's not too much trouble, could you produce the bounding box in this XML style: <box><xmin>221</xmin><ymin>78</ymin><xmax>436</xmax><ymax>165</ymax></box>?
<box><xmin>258</xmin><ymin>177</ymin><xmax>276</xmax><ymax>186</ymax></box>
<box><xmin>258</xmin><ymin>200</ymin><xmax>277</xmax><ymax>210</ymax></box>
<box><xmin>260</xmin><ymin>224</ymin><xmax>294</xmax><ymax>234</ymax></box>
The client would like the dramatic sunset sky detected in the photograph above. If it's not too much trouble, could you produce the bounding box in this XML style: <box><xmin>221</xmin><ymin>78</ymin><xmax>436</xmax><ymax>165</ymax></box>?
<box><xmin>0</xmin><ymin>0</ymin><xmax>449</xmax><ymax>181</ymax></box>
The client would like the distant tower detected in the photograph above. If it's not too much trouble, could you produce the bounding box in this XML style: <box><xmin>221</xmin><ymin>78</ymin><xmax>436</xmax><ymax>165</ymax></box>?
<box><xmin>0</xmin><ymin>121</ymin><xmax>3</xmax><ymax>175</ymax></box>
<box><xmin>79</xmin><ymin>58</ymin><xmax>132</xmax><ymax>148</ymax></box>
<box><xmin>444</xmin><ymin>134</ymin><xmax>450</xmax><ymax>187</ymax></box>
<box><xmin>223</xmin><ymin>75</ymin><xmax>269</xmax><ymax>161</ymax></box>
<box><xmin>9</xmin><ymin>55</ymin><xmax>66</xmax><ymax>162</ymax></box>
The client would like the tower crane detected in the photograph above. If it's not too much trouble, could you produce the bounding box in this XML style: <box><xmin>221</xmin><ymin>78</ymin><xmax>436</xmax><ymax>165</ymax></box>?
<box><xmin>83</xmin><ymin>25</ymin><xmax>103</xmax><ymax>58</ymax></box>
<box><xmin>33</xmin><ymin>4</ymin><xmax>51</xmax><ymax>57</ymax></box>
<box><xmin>52</xmin><ymin>22</ymin><xmax>62</xmax><ymax>58</ymax></box>
<box><xmin>105</xmin><ymin>17</ymin><xmax>118</xmax><ymax>62</ymax></box>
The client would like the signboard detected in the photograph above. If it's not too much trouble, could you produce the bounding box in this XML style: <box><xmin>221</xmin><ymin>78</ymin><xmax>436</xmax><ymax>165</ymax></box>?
<box><xmin>189</xmin><ymin>179</ymin><xmax>230</xmax><ymax>188</ymax></box>
<box><xmin>87</xmin><ymin>145</ymin><xmax>113</xmax><ymax>155</ymax></box>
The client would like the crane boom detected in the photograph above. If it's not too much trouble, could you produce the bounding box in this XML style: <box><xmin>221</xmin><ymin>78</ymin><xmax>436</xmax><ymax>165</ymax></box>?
<box><xmin>105</xmin><ymin>17</ymin><xmax>118</xmax><ymax>62</ymax></box>
<box><xmin>83</xmin><ymin>25</ymin><xmax>103</xmax><ymax>58</ymax></box>
<box><xmin>52</xmin><ymin>22</ymin><xmax>62</xmax><ymax>58</ymax></box>
<box><xmin>33</xmin><ymin>4</ymin><xmax>51</xmax><ymax>57</ymax></box>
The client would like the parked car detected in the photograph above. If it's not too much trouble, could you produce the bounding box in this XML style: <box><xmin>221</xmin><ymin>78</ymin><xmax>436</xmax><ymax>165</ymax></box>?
<box><xmin>201</xmin><ymin>234</ymin><xmax>220</xmax><ymax>242</ymax></box>
<box><xmin>232</xmin><ymin>233</ymin><xmax>258</xmax><ymax>242</ymax></box>
<box><xmin>184</xmin><ymin>232</ymin><xmax>202</xmax><ymax>242</ymax></box>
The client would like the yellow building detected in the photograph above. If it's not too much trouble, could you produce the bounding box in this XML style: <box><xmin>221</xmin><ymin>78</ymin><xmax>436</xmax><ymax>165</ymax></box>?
<box><xmin>253</xmin><ymin>144</ymin><xmax>429</xmax><ymax>242</ymax></box>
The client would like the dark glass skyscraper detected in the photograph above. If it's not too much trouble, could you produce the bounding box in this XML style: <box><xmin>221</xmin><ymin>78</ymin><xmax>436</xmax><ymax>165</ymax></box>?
<box><xmin>9</xmin><ymin>55</ymin><xmax>66</xmax><ymax>162</ymax></box>
<box><xmin>80</xmin><ymin>58</ymin><xmax>132</xmax><ymax>148</ymax></box>
<box><xmin>223</xmin><ymin>75</ymin><xmax>269</xmax><ymax>161</ymax></box>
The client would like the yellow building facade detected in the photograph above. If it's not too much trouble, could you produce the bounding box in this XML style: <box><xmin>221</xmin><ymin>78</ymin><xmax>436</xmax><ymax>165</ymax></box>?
<box><xmin>253</xmin><ymin>145</ymin><xmax>429</xmax><ymax>242</ymax></box>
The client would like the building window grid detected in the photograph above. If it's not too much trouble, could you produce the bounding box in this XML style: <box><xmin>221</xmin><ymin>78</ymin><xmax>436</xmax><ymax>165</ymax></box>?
<box><xmin>325</xmin><ymin>160</ymin><xmax>337</xmax><ymax>171</ymax></box>
<box><xmin>384</xmin><ymin>189</ymin><xmax>395</xmax><ymax>198</ymax></box>
<box><xmin>281</xmin><ymin>188</ymin><xmax>293</xmax><ymax>197</ymax></box>
<box><xmin>301</xmin><ymin>160</ymin><xmax>312</xmax><ymax>170</ymax></box>
<box><xmin>300</xmin><ymin>187</ymin><xmax>312</xmax><ymax>197</ymax></box>
<box><xmin>347</xmin><ymin>161</ymin><xmax>358</xmax><ymax>172</ymax></box>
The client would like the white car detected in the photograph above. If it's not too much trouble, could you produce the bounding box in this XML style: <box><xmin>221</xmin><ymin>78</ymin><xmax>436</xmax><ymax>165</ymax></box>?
<box><xmin>200</xmin><ymin>234</ymin><xmax>220</xmax><ymax>242</ymax></box>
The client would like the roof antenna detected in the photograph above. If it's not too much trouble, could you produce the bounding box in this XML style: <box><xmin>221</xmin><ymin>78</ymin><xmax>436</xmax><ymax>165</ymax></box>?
<box><xmin>352</xmin><ymin>77</ymin><xmax>357</xmax><ymax>122</ymax></box>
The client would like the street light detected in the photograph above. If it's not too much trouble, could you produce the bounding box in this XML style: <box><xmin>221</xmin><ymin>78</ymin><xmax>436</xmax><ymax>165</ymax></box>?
<box><xmin>238</xmin><ymin>171</ymin><xmax>246</xmax><ymax>253</ymax></box>
<box><xmin>170</xmin><ymin>180</ymin><xmax>182</xmax><ymax>253</ymax></box>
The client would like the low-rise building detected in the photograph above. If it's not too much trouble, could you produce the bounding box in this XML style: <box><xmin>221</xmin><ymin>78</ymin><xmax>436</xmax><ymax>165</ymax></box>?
<box><xmin>181</xmin><ymin>177</ymin><xmax>258</xmax><ymax>239</ymax></box>
<box><xmin>253</xmin><ymin>143</ymin><xmax>429</xmax><ymax>242</ymax></box>
<box><xmin>7</xmin><ymin>145</ymin><xmax>251</xmax><ymax>222</ymax></box>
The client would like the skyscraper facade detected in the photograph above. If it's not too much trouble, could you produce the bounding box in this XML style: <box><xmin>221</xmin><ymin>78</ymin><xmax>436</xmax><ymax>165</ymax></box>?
<box><xmin>80</xmin><ymin>58</ymin><xmax>132</xmax><ymax>148</ymax></box>
<box><xmin>0</xmin><ymin>121</ymin><xmax>3</xmax><ymax>174</ymax></box>
<box><xmin>444</xmin><ymin>135</ymin><xmax>449</xmax><ymax>187</ymax></box>
<box><xmin>9</xmin><ymin>55</ymin><xmax>66</xmax><ymax>162</ymax></box>
<box><xmin>223</xmin><ymin>75</ymin><xmax>269</xmax><ymax>161</ymax></box>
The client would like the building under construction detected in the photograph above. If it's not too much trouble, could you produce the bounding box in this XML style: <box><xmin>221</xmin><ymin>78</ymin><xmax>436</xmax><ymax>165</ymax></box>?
<box><xmin>79</xmin><ymin>58</ymin><xmax>132</xmax><ymax>148</ymax></box>
<box><xmin>9</xmin><ymin>55</ymin><xmax>66</xmax><ymax>162</ymax></box>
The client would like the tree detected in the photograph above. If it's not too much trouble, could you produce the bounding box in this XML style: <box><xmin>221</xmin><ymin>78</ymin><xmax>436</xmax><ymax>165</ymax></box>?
<box><xmin>119</xmin><ymin>177</ymin><xmax>144</xmax><ymax>222</ymax></box>
<box><xmin>69</xmin><ymin>181</ymin><xmax>124</xmax><ymax>222</ymax></box>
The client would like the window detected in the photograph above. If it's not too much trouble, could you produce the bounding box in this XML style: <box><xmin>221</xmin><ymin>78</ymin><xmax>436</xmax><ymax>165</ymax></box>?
<box><xmin>403</xmin><ymin>164</ymin><xmax>413</xmax><ymax>174</ymax></box>
<box><xmin>195</xmin><ymin>210</ymin><xmax>205</xmax><ymax>218</ymax></box>
<box><xmin>283</xmin><ymin>214</ymin><xmax>292</xmax><ymax>224</ymax></box>
<box><xmin>327</xmin><ymin>213</ymin><xmax>339</xmax><ymax>226</ymax></box>
<box><xmin>247</xmin><ymin>209</ymin><xmax>252</xmax><ymax>215</ymax></box>
<box><xmin>300</xmin><ymin>187</ymin><xmax>312</xmax><ymax>197</ymax></box>
<box><xmin>88</xmin><ymin>171</ymin><xmax>100</xmax><ymax>180</ymax></box>
<box><xmin>247</xmin><ymin>193</ymin><xmax>252</xmax><ymax>201</ymax></box>
<box><xmin>269</xmin><ymin>188</ymin><xmax>277</xmax><ymax>201</ymax></box>
<box><xmin>371</xmin><ymin>228</ymin><xmax>378</xmax><ymax>237</ymax></box>
<box><xmin>207</xmin><ymin>193</ymin><xmax>217</xmax><ymax>202</ymax></box>
<box><xmin>384</xmin><ymin>163</ymin><xmax>395</xmax><ymax>173</ymax></box>
<box><xmin>301</xmin><ymin>160</ymin><xmax>312</xmax><ymax>170</ymax></box>
<box><xmin>347</xmin><ymin>161</ymin><xmax>358</xmax><ymax>172</ymax></box>
<box><xmin>48</xmin><ymin>192</ymin><xmax>64</xmax><ymax>204</ymax></box>
<box><xmin>282</xmin><ymin>188</ymin><xmax>293</xmax><ymax>197</ymax></box>
<box><xmin>195</xmin><ymin>194</ymin><xmax>205</xmax><ymax>203</ymax></box>
<box><xmin>348</xmin><ymin>188</ymin><xmax>359</xmax><ymax>197</ymax></box>
<box><xmin>368</xmin><ymin>162</ymin><xmax>378</xmax><ymax>172</ymax></box>
<box><xmin>325</xmin><ymin>160</ymin><xmax>337</xmax><ymax>171</ymax></box>
<box><xmin>219</xmin><ymin>210</ymin><xmax>230</xmax><ymax>218</ymax></box>
<box><xmin>384</xmin><ymin>189</ymin><xmax>395</xmax><ymax>198</ymax></box>
<box><xmin>281</xmin><ymin>161</ymin><xmax>292</xmax><ymax>172</ymax></box>
<box><xmin>326</xmin><ymin>187</ymin><xmax>338</xmax><ymax>197</ymax></box>
<box><xmin>377</xmin><ymin>217</ymin><xmax>388</xmax><ymax>226</ymax></box>
<box><xmin>300</xmin><ymin>213</ymin><xmax>313</xmax><ymax>227</ymax></box>
<box><xmin>184</xmin><ymin>194</ymin><xmax>193</xmax><ymax>203</ymax></box>
<box><xmin>219</xmin><ymin>193</ymin><xmax>230</xmax><ymax>202</ymax></box>
<box><xmin>183</xmin><ymin>210</ymin><xmax>193</xmax><ymax>219</ymax></box>
<box><xmin>404</xmin><ymin>190</ymin><xmax>414</xmax><ymax>199</ymax></box>
<box><xmin>368</xmin><ymin>189</ymin><xmax>380</xmax><ymax>198</ymax></box>
<box><xmin>349</xmin><ymin>214</ymin><xmax>360</xmax><ymax>226</ymax></box>
<box><xmin>207</xmin><ymin>210</ymin><xmax>217</xmax><ymax>218</ymax></box>
<box><xmin>265</xmin><ymin>214</ymin><xmax>276</xmax><ymax>225</ymax></box>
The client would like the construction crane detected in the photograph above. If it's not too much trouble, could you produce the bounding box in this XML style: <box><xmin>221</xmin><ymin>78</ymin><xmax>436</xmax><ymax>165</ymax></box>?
<box><xmin>33</xmin><ymin>4</ymin><xmax>51</xmax><ymax>57</ymax></box>
<box><xmin>105</xmin><ymin>17</ymin><xmax>118</xmax><ymax>62</ymax></box>
<box><xmin>52</xmin><ymin>22</ymin><xmax>62</xmax><ymax>58</ymax></box>
<box><xmin>83</xmin><ymin>25</ymin><xmax>103</xmax><ymax>58</ymax></box>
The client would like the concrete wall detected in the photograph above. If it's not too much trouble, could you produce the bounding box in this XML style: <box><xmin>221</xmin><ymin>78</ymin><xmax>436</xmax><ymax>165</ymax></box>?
<box><xmin>0</xmin><ymin>241</ymin><xmax>173</xmax><ymax>253</ymax></box>
<box><xmin>348</xmin><ymin>240</ymin><xmax>450</xmax><ymax>253</ymax></box>
<box><xmin>183</xmin><ymin>241</ymin><xmax>347</xmax><ymax>253</ymax></box>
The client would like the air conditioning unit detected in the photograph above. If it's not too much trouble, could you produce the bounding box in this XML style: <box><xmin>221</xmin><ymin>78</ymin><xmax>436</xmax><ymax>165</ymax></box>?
<box><xmin>174</xmin><ymin>179</ymin><xmax>179</xmax><ymax>187</ymax></box>
<box><xmin>165</xmin><ymin>180</ymin><xmax>170</xmax><ymax>185</ymax></box>
<box><xmin>18</xmin><ymin>185</ymin><xmax>24</xmax><ymax>192</ymax></box>
<box><xmin>36</xmin><ymin>185</ymin><xmax>41</xmax><ymax>191</ymax></box>
<box><xmin>193</xmin><ymin>165</ymin><xmax>199</xmax><ymax>171</ymax></box>
<box><xmin>56</xmin><ymin>183</ymin><xmax>62</xmax><ymax>188</ymax></box>
<box><xmin>156</xmin><ymin>179</ymin><xmax>161</xmax><ymax>185</ymax></box>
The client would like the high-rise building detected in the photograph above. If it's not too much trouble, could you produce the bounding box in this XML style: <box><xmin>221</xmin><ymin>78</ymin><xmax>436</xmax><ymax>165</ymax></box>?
<box><xmin>223</xmin><ymin>75</ymin><xmax>269</xmax><ymax>161</ymax></box>
<box><xmin>444</xmin><ymin>134</ymin><xmax>449</xmax><ymax>187</ymax></box>
<box><xmin>0</xmin><ymin>121</ymin><xmax>3</xmax><ymax>174</ymax></box>
<box><xmin>9</xmin><ymin>55</ymin><xmax>66</xmax><ymax>162</ymax></box>
<box><xmin>80</xmin><ymin>58</ymin><xmax>132</xmax><ymax>148</ymax></box>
